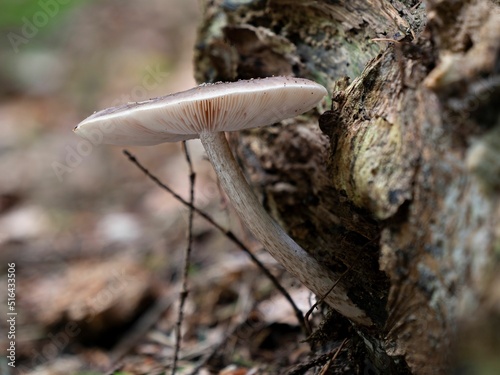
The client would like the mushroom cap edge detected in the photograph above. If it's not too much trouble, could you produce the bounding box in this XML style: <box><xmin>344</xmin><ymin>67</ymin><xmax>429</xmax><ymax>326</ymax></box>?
<box><xmin>74</xmin><ymin>76</ymin><xmax>328</xmax><ymax>146</ymax></box>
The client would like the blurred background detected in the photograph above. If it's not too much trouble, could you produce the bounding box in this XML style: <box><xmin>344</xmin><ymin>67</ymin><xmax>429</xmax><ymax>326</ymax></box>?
<box><xmin>0</xmin><ymin>1</ymin><xmax>312</xmax><ymax>374</ymax></box>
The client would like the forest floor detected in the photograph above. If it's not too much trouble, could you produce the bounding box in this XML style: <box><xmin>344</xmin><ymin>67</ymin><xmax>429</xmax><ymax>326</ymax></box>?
<box><xmin>0</xmin><ymin>1</ymin><xmax>331</xmax><ymax>374</ymax></box>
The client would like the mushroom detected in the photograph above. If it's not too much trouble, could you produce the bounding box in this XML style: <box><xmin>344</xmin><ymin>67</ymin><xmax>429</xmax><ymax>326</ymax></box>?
<box><xmin>74</xmin><ymin>76</ymin><xmax>371</xmax><ymax>326</ymax></box>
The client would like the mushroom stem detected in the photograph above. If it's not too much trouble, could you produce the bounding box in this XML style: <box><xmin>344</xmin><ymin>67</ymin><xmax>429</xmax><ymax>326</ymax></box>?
<box><xmin>199</xmin><ymin>131</ymin><xmax>372</xmax><ymax>326</ymax></box>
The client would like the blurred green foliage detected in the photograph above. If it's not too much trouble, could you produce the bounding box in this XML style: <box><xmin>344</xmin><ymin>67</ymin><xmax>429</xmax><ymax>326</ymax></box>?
<box><xmin>0</xmin><ymin>0</ymin><xmax>87</xmax><ymax>29</ymax></box>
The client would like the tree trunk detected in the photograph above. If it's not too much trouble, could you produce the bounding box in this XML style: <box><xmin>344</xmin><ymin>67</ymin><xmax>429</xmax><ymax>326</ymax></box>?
<box><xmin>194</xmin><ymin>1</ymin><xmax>500</xmax><ymax>373</ymax></box>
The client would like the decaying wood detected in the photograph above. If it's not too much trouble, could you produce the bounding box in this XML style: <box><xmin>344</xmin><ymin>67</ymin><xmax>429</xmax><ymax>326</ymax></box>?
<box><xmin>194</xmin><ymin>1</ymin><xmax>500</xmax><ymax>374</ymax></box>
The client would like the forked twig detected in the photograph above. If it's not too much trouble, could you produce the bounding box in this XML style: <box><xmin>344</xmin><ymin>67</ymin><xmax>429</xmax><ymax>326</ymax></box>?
<box><xmin>122</xmin><ymin>149</ymin><xmax>308</xmax><ymax>335</ymax></box>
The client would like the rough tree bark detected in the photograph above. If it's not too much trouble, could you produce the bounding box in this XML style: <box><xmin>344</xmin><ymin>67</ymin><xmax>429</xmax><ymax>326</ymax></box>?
<box><xmin>194</xmin><ymin>1</ymin><xmax>500</xmax><ymax>374</ymax></box>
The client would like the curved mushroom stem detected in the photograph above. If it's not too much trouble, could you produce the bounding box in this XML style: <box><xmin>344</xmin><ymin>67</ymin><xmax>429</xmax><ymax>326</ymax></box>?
<box><xmin>199</xmin><ymin>131</ymin><xmax>372</xmax><ymax>326</ymax></box>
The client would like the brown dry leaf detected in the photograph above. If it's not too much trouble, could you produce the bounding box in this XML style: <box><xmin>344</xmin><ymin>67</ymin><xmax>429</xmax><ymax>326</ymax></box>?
<box><xmin>22</xmin><ymin>255</ymin><xmax>160</xmax><ymax>335</ymax></box>
<box><xmin>257</xmin><ymin>288</ymin><xmax>312</xmax><ymax>326</ymax></box>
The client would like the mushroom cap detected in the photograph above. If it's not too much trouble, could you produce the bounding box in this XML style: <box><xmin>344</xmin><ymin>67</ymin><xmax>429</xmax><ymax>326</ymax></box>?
<box><xmin>74</xmin><ymin>76</ymin><xmax>328</xmax><ymax>146</ymax></box>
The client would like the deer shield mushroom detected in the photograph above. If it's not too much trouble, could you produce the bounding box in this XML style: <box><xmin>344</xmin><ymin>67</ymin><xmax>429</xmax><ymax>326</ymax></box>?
<box><xmin>74</xmin><ymin>76</ymin><xmax>372</xmax><ymax>326</ymax></box>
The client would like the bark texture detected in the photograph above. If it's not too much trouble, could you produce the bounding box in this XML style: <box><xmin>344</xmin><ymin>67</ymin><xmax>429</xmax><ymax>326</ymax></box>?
<box><xmin>195</xmin><ymin>1</ymin><xmax>500</xmax><ymax>374</ymax></box>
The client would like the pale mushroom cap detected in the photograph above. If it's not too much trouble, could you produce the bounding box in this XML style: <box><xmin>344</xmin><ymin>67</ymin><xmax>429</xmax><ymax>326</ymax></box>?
<box><xmin>74</xmin><ymin>76</ymin><xmax>328</xmax><ymax>146</ymax></box>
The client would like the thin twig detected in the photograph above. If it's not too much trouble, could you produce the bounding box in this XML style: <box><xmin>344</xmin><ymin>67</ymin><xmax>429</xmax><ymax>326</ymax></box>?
<box><xmin>171</xmin><ymin>142</ymin><xmax>196</xmax><ymax>375</ymax></box>
<box><xmin>319</xmin><ymin>338</ymin><xmax>348</xmax><ymax>375</ymax></box>
<box><xmin>122</xmin><ymin>149</ymin><xmax>308</xmax><ymax>335</ymax></box>
<box><xmin>287</xmin><ymin>338</ymin><xmax>348</xmax><ymax>375</ymax></box>
<box><xmin>304</xmin><ymin>236</ymin><xmax>380</xmax><ymax>326</ymax></box>
<box><xmin>304</xmin><ymin>264</ymin><xmax>354</xmax><ymax>325</ymax></box>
